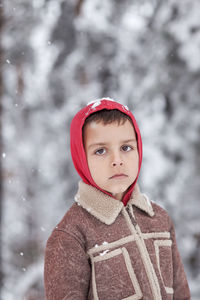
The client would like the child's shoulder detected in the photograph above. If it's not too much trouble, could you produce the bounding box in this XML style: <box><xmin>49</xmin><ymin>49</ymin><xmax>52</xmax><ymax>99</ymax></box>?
<box><xmin>56</xmin><ymin>202</ymin><xmax>88</xmax><ymax>230</ymax></box>
<box><xmin>47</xmin><ymin>203</ymin><xmax>89</xmax><ymax>246</ymax></box>
<box><xmin>136</xmin><ymin>191</ymin><xmax>171</xmax><ymax>221</ymax></box>
<box><xmin>148</xmin><ymin>198</ymin><xmax>173</xmax><ymax>226</ymax></box>
<box><xmin>133</xmin><ymin>194</ymin><xmax>174</xmax><ymax>234</ymax></box>
<box><xmin>151</xmin><ymin>200</ymin><xmax>169</xmax><ymax>216</ymax></box>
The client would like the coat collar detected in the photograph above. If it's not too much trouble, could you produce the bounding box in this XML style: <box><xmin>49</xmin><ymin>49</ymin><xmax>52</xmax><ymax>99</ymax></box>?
<box><xmin>75</xmin><ymin>181</ymin><xmax>154</xmax><ymax>225</ymax></box>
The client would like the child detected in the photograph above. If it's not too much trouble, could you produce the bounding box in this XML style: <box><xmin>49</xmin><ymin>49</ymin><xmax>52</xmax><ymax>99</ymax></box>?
<box><xmin>44</xmin><ymin>98</ymin><xmax>190</xmax><ymax>300</ymax></box>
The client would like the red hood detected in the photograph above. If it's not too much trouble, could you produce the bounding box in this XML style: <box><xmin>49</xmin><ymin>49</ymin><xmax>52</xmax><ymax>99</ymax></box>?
<box><xmin>70</xmin><ymin>98</ymin><xmax>142</xmax><ymax>206</ymax></box>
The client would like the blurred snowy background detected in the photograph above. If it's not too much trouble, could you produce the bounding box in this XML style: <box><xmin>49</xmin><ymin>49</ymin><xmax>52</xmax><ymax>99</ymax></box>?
<box><xmin>0</xmin><ymin>0</ymin><xmax>200</xmax><ymax>299</ymax></box>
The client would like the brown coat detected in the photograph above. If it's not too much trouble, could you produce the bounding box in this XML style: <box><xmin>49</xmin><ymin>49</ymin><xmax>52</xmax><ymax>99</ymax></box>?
<box><xmin>44</xmin><ymin>182</ymin><xmax>191</xmax><ymax>300</ymax></box>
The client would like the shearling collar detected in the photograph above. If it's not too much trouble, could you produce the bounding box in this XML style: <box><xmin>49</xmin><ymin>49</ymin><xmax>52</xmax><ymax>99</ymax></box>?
<box><xmin>74</xmin><ymin>181</ymin><xmax>154</xmax><ymax>225</ymax></box>
<box><xmin>128</xmin><ymin>184</ymin><xmax>155</xmax><ymax>218</ymax></box>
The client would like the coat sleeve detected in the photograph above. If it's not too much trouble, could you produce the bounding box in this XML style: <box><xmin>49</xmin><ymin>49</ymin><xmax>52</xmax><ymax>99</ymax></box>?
<box><xmin>170</xmin><ymin>221</ymin><xmax>191</xmax><ymax>299</ymax></box>
<box><xmin>44</xmin><ymin>228</ymin><xmax>91</xmax><ymax>300</ymax></box>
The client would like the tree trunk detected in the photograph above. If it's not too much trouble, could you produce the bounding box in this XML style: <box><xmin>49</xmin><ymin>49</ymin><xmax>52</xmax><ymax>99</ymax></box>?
<box><xmin>75</xmin><ymin>0</ymin><xmax>85</xmax><ymax>16</ymax></box>
<box><xmin>0</xmin><ymin>0</ymin><xmax>4</xmax><ymax>296</ymax></box>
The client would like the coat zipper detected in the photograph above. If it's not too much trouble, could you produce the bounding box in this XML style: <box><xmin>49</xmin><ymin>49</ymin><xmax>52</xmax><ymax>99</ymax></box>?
<box><xmin>126</xmin><ymin>205</ymin><xmax>137</xmax><ymax>226</ymax></box>
<box><xmin>125</xmin><ymin>204</ymin><xmax>162</xmax><ymax>300</ymax></box>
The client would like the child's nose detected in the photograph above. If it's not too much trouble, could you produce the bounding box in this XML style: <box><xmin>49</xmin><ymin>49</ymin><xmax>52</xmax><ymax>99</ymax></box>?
<box><xmin>111</xmin><ymin>152</ymin><xmax>123</xmax><ymax>167</ymax></box>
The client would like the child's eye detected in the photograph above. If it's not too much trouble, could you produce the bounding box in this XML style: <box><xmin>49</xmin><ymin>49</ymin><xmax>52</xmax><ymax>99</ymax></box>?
<box><xmin>95</xmin><ymin>148</ymin><xmax>106</xmax><ymax>155</ymax></box>
<box><xmin>121</xmin><ymin>145</ymin><xmax>133</xmax><ymax>152</ymax></box>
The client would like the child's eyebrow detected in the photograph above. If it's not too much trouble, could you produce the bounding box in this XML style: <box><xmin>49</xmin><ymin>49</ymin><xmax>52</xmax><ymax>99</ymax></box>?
<box><xmin>88</xmin><ymin>143</ymin><xmax>107</xmax><ymax>150</ymax></box>
<box><xmin>88</xmin><ymin>139</ymin><xmax>137</xmax><ymax>149</ymax></box>
<box><xmin>122</xmin><ymin>139</ymin><xmax>137</xmax><ymax>144</ymax></box>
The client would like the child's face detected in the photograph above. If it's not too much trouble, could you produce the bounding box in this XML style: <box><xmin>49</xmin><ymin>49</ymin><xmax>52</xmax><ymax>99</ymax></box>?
<box><xmin>83</xmin><ymin>119</ymin><xmax>139</xmax><ymax>201</ymax></box>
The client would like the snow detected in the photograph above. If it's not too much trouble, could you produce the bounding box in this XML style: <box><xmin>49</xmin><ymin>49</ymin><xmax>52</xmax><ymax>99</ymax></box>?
<box><xmin>91</xmin><ymin>101</ymin><xmax>101</xmax><ymax>109</ymax></box>
<box><xmin>100</xmin><ymin>249</ymin><xmax>109</xmax><ymax>256</ymax></box>
<box><xmin>102</xmin><ymin>241</ymin><xmax>108</xmax><ymax>245</ymax></box>
<box><xmin>87</xmin><ymin>97</ymin><xmax>115</xmax><ymax>106</ymax></box>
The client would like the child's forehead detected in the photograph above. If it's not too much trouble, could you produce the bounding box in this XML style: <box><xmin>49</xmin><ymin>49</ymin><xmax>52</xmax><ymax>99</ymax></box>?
<box><xmin>84</xmin><ymin>119</ymin><xmax>137</xmax><ymax>141</ymax></box>
<box><xmin>88</xmin><ymin>121</ymin><xmax>100</xmax><ymax>129</ymax></box>
<box><xmin>84</xmin><ymin>119</ymin><xmax>135</xmax><ymax>130</ymax></box>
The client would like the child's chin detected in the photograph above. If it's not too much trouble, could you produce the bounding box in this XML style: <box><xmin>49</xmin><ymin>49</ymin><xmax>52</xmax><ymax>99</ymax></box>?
<box><xmin>103</xmin><ymin>183</ymin><xmax>129</xmax><ymax>196</ymax></box>
<box><xmin>109</xmin><ymin>187</ymin><xmax>128</xmax><ymax>196</ymax></box>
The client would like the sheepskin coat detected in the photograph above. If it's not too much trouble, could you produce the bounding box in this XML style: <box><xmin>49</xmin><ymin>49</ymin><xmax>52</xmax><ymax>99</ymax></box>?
<box><xmin>44</xmin><ymin>181</ymin><xmax>191</xmax><ymax>300</ymax></box>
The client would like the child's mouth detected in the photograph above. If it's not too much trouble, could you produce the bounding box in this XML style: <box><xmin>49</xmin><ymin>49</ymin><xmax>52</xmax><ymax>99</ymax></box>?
<box><xmin>109</xmin><ymin>174</ymin><xmax>128</xmax><ymax>179</ymax></box>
